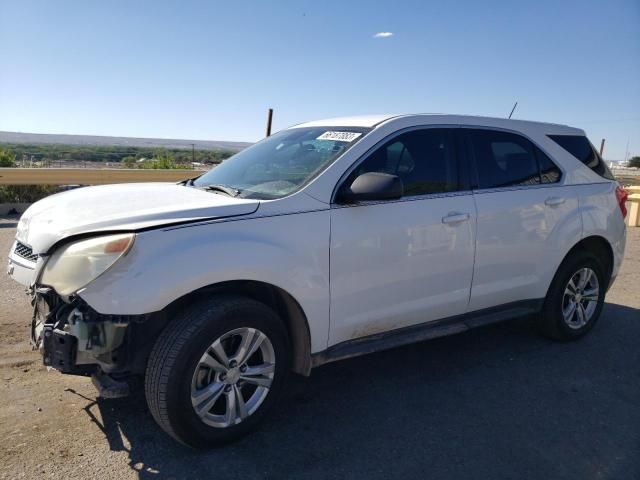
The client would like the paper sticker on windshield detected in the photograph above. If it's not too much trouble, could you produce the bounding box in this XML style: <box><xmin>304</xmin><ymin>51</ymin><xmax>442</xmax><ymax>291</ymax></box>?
<box><xmin>316</xmin><ymin>131</ymin><xmax>362</xmax><ymax>142</ymax></box>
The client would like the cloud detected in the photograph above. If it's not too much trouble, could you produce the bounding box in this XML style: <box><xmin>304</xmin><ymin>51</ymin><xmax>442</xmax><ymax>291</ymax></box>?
<box><xmin>373</xmin><ymin>32</ymin><xmax>393</xmax><ymax>38</ymax></box>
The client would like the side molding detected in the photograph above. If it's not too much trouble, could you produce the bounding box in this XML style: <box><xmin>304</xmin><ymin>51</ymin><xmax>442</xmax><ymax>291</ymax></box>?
<box><xmin>311</xmin><ymin>299</ymin><xmax>543</xmax><ymax>368</ymax></box>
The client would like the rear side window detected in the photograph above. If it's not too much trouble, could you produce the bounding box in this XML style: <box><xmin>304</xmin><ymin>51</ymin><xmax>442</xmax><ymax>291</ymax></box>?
<box><xmin>467</xmin><ymin>130</ymin><xmax>540</xmax><ymax>188</ymax></box>
<box><xmin>548</xmin><ymin>135</ymin><xmax>614</xmax><ymax>180</ymax></box>
<box><xmin>347</xmin><ymin>128</ymin><xmax>459</xmax><ymax>196</ymax></box>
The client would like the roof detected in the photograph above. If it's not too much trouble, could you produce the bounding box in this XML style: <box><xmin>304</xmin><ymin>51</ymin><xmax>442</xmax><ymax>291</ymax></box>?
<box><xmin>291</xmin><ymin>114</ymin><xmax>583</xmax><ymax>135</ymax></box>
<box><xmin>293</xmin><ymin>114</ymin><xmax>397</xmax><ymax>128</ymax></box>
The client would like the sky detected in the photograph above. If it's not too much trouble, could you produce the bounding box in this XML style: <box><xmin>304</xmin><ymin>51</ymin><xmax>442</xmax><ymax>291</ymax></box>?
<box><xmin>0</xmin><ymin>0</ymin><xmax>638</xmax><ymax>160</ymax></box>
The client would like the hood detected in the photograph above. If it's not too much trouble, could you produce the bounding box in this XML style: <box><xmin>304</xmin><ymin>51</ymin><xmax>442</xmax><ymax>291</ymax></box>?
<box><xmin>16</xmin><ymin>183</ymin><xmax>260</xmax><ymax>253</ymax></box>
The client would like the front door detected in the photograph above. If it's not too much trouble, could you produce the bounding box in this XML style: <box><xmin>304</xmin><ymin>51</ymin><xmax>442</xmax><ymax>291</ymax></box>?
<box><xmin>329</xmin><ymin>128</ymin><xmax>476</xmax><ymax>346</ymax></box>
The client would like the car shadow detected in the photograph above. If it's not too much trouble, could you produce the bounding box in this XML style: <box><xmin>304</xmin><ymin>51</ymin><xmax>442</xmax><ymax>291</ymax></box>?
<box><xmin>78</xmin><ymin>302</ymin><xmax>640</xmax><ymax>479</ymax></box>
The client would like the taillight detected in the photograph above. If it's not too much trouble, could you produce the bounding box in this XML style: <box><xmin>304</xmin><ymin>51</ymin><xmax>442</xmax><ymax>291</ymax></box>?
<box><xmin>615</xmin><ymin>184</ymin><xmax>628</xmax><ymax>219</ymax></box>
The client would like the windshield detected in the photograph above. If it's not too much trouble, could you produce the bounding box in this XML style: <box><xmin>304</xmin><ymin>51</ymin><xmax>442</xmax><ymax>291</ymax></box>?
<box><xmin>193</xmin><ymin>126</ymin><xmax>370</xmax><ymax>199</ymax></box>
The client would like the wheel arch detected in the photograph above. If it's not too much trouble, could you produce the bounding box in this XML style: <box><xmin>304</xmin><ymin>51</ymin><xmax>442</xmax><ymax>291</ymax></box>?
<box><xmin>559</xmin><ymin>235</ymin><xmax>614</xmax><ymax>286</ymax></box>
<box><xmin>163</xmin><ymin>280</ymin><xmax>313</xmax><ymax>376</ymax></box>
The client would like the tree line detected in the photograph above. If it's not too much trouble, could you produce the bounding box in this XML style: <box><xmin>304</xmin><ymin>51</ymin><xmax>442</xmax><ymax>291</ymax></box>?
<box><xmin>0</xmin><ymin>146</ymin><xmax>236</xmax><ymax>203</ymax></box>
<box><xmin>0</xmin><ymin>143</ymin><xmax>235</xmax><ymax>167</ymax></box>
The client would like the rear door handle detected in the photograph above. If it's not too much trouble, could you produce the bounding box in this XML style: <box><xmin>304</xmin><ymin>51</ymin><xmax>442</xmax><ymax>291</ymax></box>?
<box><xmin>442</xmin><ymin>212</ymin><xmax>470</xmax><ymax>224</ymax></box>
<box><xmin>545</xmin><ymin>196</ymin><xmax>566</xmax><ymax>207</ymax></box>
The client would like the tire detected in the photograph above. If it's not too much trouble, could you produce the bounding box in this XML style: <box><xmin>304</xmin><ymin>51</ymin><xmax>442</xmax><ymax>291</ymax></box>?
<box><xmin>539</xmin><ymin>251</ymin><xmax>608</xmax><ymax>341</ymax></box>
<box><xmin>145</xmin><ymin>295</ymin><xmax>289</xmax><ymax>448</ymax></box>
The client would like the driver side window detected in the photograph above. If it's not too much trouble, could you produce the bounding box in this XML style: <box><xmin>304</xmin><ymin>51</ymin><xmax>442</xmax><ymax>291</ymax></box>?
<box><xmin>346</xmin><ymin>128</ymin><xmax>459</xmax><ymax>196</ymax></box>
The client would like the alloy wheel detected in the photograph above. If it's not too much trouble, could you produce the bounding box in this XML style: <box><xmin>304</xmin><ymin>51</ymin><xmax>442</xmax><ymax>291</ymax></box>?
<box><xmin>190</xmin><ymin>327</ymin><xmax>275</xmax><ymax>428</ymax></box>
<box><xmin>562</xmin><ymin>267</ymin><xmax>599</xmax><ymax>329</ymax></box>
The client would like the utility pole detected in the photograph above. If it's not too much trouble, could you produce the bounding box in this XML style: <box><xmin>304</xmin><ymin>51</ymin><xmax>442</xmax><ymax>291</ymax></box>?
<box><xmin>191</xmin><ymin>143</ymin><xmax>195</xmax><ymax>165</ymax></box>
<box><xmin>624</xmin><ymin>138</ymin><xmax>630</xmax><ymax>164</ymax></box>
<box><xmin>266</xmin><ymin>108</ymin><xmax>273</xmax><ymax>137</ymax></box>
<box><xmin>599</xmin><ymin>139</ymin><xmax>605</xmax><ymax>157</ymax></box>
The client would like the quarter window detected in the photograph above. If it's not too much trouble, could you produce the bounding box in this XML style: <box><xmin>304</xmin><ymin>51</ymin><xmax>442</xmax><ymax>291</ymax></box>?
<box><xmin>548</xmin><ymin>134</ymin><xmax>614</xmax><ymax>180</ymax></box>
<box><xmin>468</xmin><ymin>130</ymin><xmax>540</xmax><ymax>189</ymax></box>
<box><xmin>346</xmin><ymin>128</ymin><xmax>459</xmax><ymax>196</ymax></box>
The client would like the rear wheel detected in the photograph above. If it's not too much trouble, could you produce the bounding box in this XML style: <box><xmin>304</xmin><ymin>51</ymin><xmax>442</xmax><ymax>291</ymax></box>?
<box><xmin>539</xmin><ymin>252</ymin><xmax>607</xmax><ymax>340</ymax></box>
<box><xmin>145</xmin><ymin>295</ymin><xmax>289</xmax><ymax>448</ymax></box>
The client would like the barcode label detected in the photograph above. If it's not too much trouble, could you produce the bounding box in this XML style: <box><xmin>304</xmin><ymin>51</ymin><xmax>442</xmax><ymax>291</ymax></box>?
<box><xmin>316</xmin><ymin>131</ymin><xmax>362</xmax><ymax>142</ymax></box>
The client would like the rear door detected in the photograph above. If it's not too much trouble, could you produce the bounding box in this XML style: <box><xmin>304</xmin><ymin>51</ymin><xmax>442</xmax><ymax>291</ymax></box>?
<box><xmin>329</xmin><ymin>127</ymin><xmax>476</xmax><ymax>345</ymax></box>
<box><xmin>463</xmin><ymin>128</ymin><xmax>579</xmax><ymax>311</ymax></box>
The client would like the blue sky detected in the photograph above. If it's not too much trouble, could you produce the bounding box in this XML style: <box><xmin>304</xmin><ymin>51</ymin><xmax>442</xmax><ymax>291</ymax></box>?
<box><xmin>0</xmin><ymin>0</ymin><xmax>638</xmax><ymax>159</ymax></box>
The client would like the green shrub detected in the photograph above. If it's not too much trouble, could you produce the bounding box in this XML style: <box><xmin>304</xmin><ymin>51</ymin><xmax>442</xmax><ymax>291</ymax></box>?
<box><xmin>137</xmin><ymin>150</ymin><xmax>192</xmax><ymax>169</ymax></box>
<box><xmin>0</xmin><ymin>185</ymin><xmax>59</xmax><ymax>203</ymax></box>
<box><xmin>0</xmin><ymin>149</ymin><xmax>17</xmax><ymax>167</ymax></box>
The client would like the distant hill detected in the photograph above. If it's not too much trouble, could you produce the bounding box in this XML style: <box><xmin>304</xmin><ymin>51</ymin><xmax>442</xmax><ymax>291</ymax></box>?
<box><xmin>0</xmin><ymin>131</ymin><xmax>252</xmax><ymax>152</ymax></box>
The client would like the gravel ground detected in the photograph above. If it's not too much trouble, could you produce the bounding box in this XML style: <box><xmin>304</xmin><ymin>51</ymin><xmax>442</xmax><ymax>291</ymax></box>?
<box><xmin>0</xmin><ymin>217</ymin><xmax>638</xmax><ymax>479</ymax></box>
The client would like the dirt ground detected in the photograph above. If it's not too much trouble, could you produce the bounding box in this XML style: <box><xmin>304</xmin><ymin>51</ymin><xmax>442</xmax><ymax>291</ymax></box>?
<box><xmin>0</xmin><ymin>217</ymin><xmax>638</xmax><ymax>479</ymax></box>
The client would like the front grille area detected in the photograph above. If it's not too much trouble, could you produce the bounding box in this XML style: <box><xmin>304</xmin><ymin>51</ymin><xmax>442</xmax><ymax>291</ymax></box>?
<box><xmin>14</xmin><ymin>241</ymin><xmax>38</xmax><ymax>263</ymax></box>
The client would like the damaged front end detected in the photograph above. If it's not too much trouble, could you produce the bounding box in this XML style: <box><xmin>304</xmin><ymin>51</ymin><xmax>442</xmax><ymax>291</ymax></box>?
<box><xmin>31</xmin><ymin>287</ymin><xmax>161</xmax><ymax>398</ymax></box>
<box><xmin>15</xmin><ymin>231</ymin><xmax>162</xmax><ymax>397</ymax></box>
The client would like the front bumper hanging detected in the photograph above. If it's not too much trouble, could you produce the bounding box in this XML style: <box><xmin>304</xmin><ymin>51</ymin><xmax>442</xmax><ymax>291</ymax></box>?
<box><xmin>30</xmin><ymin>287</ymin><xmax>161</xmax><ymax>380</ymax></box>
<box><xmin>31</xmin><ymin>287</ymin><xmax>92</xmax><ymax>374</ymax></box>
<box><xmin>42</xmin><ymin>325</ymin><xmax>78</xmax><ymax>372</ymax></box>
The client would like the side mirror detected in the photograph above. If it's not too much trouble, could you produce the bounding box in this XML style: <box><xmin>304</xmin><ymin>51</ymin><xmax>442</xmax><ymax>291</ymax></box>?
<box><xmin>337</xmin><ymin>172</ymin><xmax>403</xmax><ymax>203</ymax></box>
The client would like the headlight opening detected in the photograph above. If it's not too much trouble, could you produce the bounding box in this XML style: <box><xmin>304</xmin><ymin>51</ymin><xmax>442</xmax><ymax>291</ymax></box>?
<box><xmin>40</xmin><ymin>233</ymin><xmax>135</xmax><ymax>296</ymax></box>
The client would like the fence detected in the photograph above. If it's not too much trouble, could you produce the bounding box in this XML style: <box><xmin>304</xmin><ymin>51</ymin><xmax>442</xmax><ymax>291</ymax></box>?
<box><xmin>0</xmin><ymin>168</ymin><xmax>202</xmax><ymax>185</ymax></box>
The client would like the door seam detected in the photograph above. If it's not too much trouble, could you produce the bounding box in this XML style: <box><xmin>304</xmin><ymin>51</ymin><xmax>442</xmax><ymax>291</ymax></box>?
<box><xmin>326</xmin><ymin>210</ymin><xmax>333</xmax><ymax>350</ymax></box>
<box><xmin>467</xmin><ymin>192</ymin><xmax>479</xmax><ymax>310</ymax></box>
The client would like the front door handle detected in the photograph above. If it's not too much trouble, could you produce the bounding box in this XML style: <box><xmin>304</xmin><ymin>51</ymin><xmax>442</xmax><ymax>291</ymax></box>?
<box><xmin>442</xmin><ymin>212</ymin><xmax>470</xmax><ymax>224</ymax></box>
<box><xmin>545</xmin><ymin>196</ymin><xmax>566</xmax><ymax>207</ymax></box>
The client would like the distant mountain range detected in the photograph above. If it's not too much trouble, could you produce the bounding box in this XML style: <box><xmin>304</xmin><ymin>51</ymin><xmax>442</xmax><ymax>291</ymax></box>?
<box><xmin>0</xmin><ymin>131</ymin><xmax>252</xmax><ymax>152</ymax></box>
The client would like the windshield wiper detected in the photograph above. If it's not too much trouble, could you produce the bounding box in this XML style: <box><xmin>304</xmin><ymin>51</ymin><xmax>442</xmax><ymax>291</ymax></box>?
<box><xmin>177</xmin><ymin>174</ymin><xmax>203</xmax><ymax>187</ymax></box>
<box><xmin>203</xmin><ymin>184</ymin><xmax>241</xmax><ymax>197</ymax></box>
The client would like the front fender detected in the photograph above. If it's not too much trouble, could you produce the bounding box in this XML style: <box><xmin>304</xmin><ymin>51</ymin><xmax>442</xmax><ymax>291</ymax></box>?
<box><xmin>78</xmin><ymin>211</ymin><xmax>331</xmax><ymax>353</ymax></box>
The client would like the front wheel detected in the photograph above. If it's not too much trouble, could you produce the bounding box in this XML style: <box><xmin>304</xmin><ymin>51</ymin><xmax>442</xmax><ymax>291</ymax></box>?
<box><xmin>145</xmin><ymin>295</ymin><xmax>289</xmax><ymax>448</ymax></box>
<box><xmin>539</xmin><ymin>252</ymin><xmax>607</xmax><ymax>341</ymax></box>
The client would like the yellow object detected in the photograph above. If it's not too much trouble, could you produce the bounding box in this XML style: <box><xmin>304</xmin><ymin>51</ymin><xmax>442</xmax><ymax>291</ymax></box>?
<box><xmin>627</xmin><ymin>193</ymin><xmax>640</xmax><ymax>227</ymax></box>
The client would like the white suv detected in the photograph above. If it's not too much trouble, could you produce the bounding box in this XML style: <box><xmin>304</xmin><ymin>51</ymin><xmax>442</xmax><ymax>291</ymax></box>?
<box><xmin>7</xmin><ymin>114</ymin><xmax>628</xmax><ymax>447</ymax></box>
